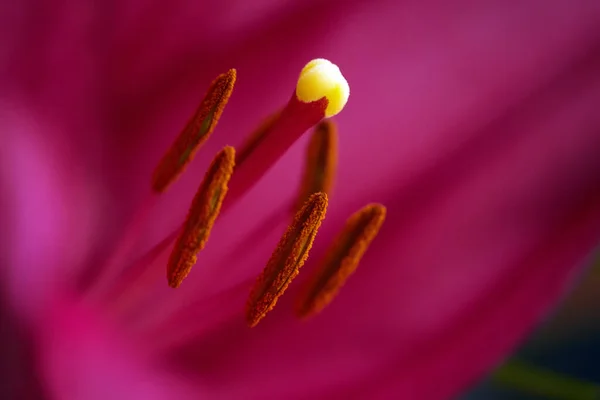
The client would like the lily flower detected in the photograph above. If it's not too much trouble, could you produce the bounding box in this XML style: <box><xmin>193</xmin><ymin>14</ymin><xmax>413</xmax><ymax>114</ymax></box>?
<box><xmin>1</xmin><ymin>1</ymin><xmax>599</xmax><ymax>399</ymax></box>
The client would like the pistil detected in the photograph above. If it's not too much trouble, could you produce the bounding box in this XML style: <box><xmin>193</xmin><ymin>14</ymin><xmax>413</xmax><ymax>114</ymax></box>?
<box><xmin>223</xmin><ymin>59</ymin><xmax>349</xmax><ymax>212</ymax></box>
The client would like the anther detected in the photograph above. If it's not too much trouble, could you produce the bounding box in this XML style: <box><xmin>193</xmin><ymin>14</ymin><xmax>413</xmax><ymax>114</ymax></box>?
<box><xmin>295</xmin><ymin>120</ymin><xmax>338</xmax><ymax>211</ymax></box>
<box><xmin>152</xmin><ymin>69</ymin><xmax>236</xmax><ymax>193</ymax></box>
<box><xmin>166</xmin><ymin>146</ymin><xmax>235</xmax><ymax>288</ymax></box>
<box><xmin>246</xmin><ymin>192</ymin><xmax>328</xmax><ymax>327</ymax></box>
<box><xmin>295</xmin><ymin>204</ymin><xmax>386</xmax><ymax>319</ymax></box>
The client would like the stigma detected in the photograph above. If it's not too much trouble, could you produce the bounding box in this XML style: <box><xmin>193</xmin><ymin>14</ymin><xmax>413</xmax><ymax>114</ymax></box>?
<box><xmin>296</xmin><ymin>58</ymin><xmax>350</xmax><ymax>118</ymax></box>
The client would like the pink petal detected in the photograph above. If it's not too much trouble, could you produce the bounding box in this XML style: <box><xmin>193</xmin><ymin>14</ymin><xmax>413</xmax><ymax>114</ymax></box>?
<box><xmin>38</xmin><ymin>295</ymin><xmax>200</xmax><ymax>400</ymax></box>
<box><xmin>3</xmin><ymin>0</ymin><xmax>600</xmax><ymax>398</ymax></box>
<box><xmin>0</xmin><ymin>103</ymin><xmax>97</xmax><ymax>316</ymax></box>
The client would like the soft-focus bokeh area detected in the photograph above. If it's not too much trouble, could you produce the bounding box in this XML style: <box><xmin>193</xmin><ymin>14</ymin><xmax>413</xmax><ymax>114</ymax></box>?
<box><xmin>462</xmin><ymin>253</ymin><xmax>600</xmax><ymax>399</ymax></box>
<box><xmin>2</xmin><ymin>1</ymin><xmax>600</xmax><ymax>399</ymax></box>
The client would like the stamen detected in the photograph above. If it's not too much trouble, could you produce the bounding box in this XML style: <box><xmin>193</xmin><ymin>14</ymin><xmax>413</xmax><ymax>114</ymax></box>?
<box><xmin>222</xmin><ymin>59</ymin><xmax>349</xmax><ymax>212</ymax></box>
<box><xmin>295</xmin><ymin>120</ymin><xmax>338</xmax><ymax>211</ymax></box>
<box><xmin>152</xmin><ymin>69</ymin><xmax>236</xmax><ymax>193</ymax></box>
<box><xmin>295</xmin><ymin>204</ymin><xmax>386</xmax><ymax>319</ymax></box>
<box><xmin>246</xmin><ymin>192</ymin><xmax>328</xmax><ymax>327</ymax></box>
<box><xmin>166</xmin><ymin>146</ymin><xmax>235</xmax><ymax>288</ymax></box>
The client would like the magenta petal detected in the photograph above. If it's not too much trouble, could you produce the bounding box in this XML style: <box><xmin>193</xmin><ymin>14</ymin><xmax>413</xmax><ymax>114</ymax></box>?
<box><xmin>3</xmin><ymin>0</ymin><xmax>600</xmax><ymax>399</ymax></box>
<box><xmin>0</xmin><ymin>104</ymin><xmax>97</xmax><ymax>317</ymax></box>
<box><xmin>173</xmin><ymin>79</ymin><xmax>600</xmax><ymax>396</ymax></box>
<box><xmin>38</xmin><ymin>295</ymin><xmax>200</xmax><ymax>400</ymax></box>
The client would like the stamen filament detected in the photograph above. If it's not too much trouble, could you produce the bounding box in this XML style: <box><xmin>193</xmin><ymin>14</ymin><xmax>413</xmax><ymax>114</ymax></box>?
<box><xmin>85</xmin><ymin>195</ymin><xmax>158</xmax><ymax>302</ymax></box>
<box><xmin>295</xmin><ymin>120</ymin><xmax>338</xmax><ymax>211</ymax></box>
<box><xmin>152</xmin><ymin>69</ymin><xmax>236</xmax><ymax>193</ymax></box>
<box><xmin>167</xmin><ymin>146</ymin><xmax>235</xmax><ymax>288</ymax></box>
<box><xmin>246</xmin><ymin>192</ymin><xmax>328</xmax><ymax>327</ymax></box>
<box><xmin>296</xmin><ymin>203</ymin><xmax>386</xmax><ymax>319</ymax></box>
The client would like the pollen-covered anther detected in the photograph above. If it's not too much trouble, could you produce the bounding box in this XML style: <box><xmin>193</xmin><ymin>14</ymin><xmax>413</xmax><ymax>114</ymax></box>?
<box><xmin>295</xmin><ymin>120</ymin><xmax>338</xmax><ymax>211</ymax></box>
<box><xmin>246</xmin><ymin>192</ymin><xmax>328</xmax><ymax>327</ymax></box>
<box><xmin>166</xmin><ymin>146</ymin><xmax>235</xmax><ymax>288</ymax></box>
<box><xmin>152</xmin><ymin>69</ymin><xmax>236</xmax><ymax>193</ymax></box>
<box><xmin>296</xmin><ymin>58</ymin><xmax>349</xmax><ymax>117</ymax></box>
<box><xmin>295</xmin><ymin>203</ymin><xmax>386</xmax><ymax>319</ymax></box>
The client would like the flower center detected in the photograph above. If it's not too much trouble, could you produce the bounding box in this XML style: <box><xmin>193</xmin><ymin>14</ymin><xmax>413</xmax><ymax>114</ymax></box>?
<box><xmin>95</xmin><ymin>59</ymin><xmax>385</xmax><ymax>333</ymax></box>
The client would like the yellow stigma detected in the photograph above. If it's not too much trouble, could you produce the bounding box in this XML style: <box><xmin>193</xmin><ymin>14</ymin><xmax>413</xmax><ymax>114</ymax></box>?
<box><xmin>295</xmin><ymin>59</ymin><xmax>349</xmax><ymax>118</ymax></box>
